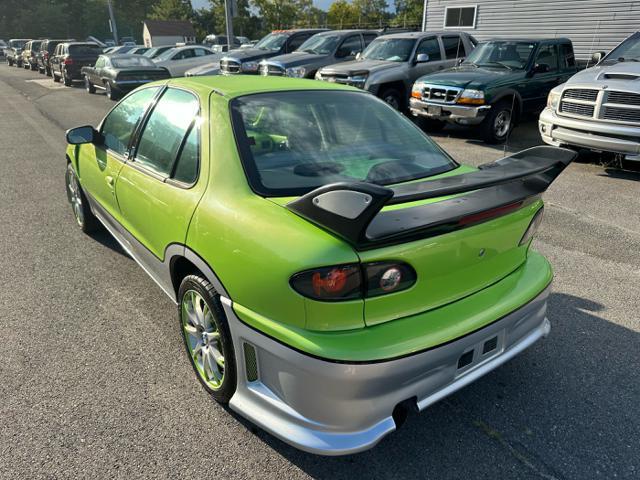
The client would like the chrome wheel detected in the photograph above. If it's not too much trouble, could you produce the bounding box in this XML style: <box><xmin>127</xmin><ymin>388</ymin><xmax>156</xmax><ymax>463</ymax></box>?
<box><xmin>181</xmin><ymin>290</ymin><xmax>225</xmax><ymax>390</ymax></box>
<box><xmin>494</xmin><ymin>109</ymin><xmax>512</xmax><ymax>138</ymax></box>
<box><xmin>66</xmin><ymin>167</ymin><xmax>84</xmax><ymax>227</ymax></box>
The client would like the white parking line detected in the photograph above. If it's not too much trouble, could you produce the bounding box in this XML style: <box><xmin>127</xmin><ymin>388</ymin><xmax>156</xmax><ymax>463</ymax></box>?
<box><xmin>25</xmin><ymin>79</ymin><xmax>66</xmax><ymax>89</ymax></box>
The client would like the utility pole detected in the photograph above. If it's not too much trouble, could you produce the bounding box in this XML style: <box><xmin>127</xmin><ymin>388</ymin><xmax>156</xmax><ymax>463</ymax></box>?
<box><xmin>224</xmin><ymin>0</ymin><xmax>235</xmax><ymax>49</ymax></box>
<box><xmin>107</xmin><ymin>0</ymin><xmax>119</xmax><ymax>45</ymax></box>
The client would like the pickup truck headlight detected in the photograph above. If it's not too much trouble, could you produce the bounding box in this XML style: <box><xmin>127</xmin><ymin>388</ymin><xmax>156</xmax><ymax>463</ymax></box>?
<box><xmin>241</xmin><ymin>61</ymin><xmax>259</xmax><ymax>72</ymax></box>
<box><xmin>457</xmin><ymin>89</ymin><xmax>485</xmax><ymax>105</ymax></box>
<box><xmin>286</xmin><ymin>66</ymin><xmax>306</xmax><ymax>78</ymax></box>
<box><xmin>411</xmin><ymin>82</ymin><xmax>425</xmax><ymax>99</ymax></box>
<box><xmin>547</xmin><ymin>90</ymin><xmax>561</xmax><ymax>110</ymax></box>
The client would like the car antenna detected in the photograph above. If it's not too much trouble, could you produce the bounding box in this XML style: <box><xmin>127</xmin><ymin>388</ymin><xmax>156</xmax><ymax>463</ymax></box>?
<box><xmin>585</xmin><ymin>19</ymin><xmax>602</xmax><ymax>69</ymax></box>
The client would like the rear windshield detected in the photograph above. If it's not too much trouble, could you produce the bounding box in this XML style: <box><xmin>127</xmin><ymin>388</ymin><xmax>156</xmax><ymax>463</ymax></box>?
<box><xmin>231</xmin><ymin>91</ymin><xmax>457</xmax><ymax>197</ymax></box>
<box><xmin>69</xmin><ymin>44</ymin><xmax>102</xmax><ymax>55</ymax></box>
<box><xmin>111</xmin><ymin>56</ymin><xmax>155</xmax><ymax>68</ymax></box>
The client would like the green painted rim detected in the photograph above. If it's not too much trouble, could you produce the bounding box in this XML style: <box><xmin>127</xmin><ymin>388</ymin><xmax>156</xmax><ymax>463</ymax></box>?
<box><xmin>181</xmin><ymin>289</ymin><xmax>225</xmax><ymax>390</ymax></box>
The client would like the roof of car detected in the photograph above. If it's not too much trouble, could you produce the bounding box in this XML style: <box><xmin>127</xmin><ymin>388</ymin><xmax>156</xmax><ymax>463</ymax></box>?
<box><xmin>478</xmin><ymin>37</ymin><xmax>571</xmax><ymax>43</ymax></box>
<box><xmin>379</xmin><ymin>31</ymin><xmax>450</xmax><ymax>39</ymax></box>
<box><xmin>163</xmin><ymin>75</ymin><xmax>356</xmax><ymax>100</ymax></box>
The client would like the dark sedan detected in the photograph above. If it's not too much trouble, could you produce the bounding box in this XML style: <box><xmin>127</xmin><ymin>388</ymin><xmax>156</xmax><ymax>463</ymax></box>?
<box><xmin>81</xmin><ymin>54</ymin><xmax>171</xmax><ymax>100</ymax></box>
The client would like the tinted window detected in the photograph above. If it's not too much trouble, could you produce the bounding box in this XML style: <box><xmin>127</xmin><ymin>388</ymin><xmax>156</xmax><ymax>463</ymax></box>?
<box><xmin>363</xmin><ymin>34</ymin><xmax>378</xmax><ymax>46</ymax></box>
<box><xmin>101</xmin><ymin>87</ymin><xmax>159</xmax><ymax>156</ymax></box>
<box><xmin>287</xmin><ymin>34</ymin><xmax>310</xmax><ymax>53</ymax></box>
<box><xmin>336</xmin><ymin>35</ymin><xmax>362</xmax><ymax>58</ymax></box>
<box><xmin>173</xmin><ymin>126</ymin><xmax>199</xmax><ymax>184</ymax></box>
<box><xmin>69</xmin><ymin>44</ymin><xmax>102</xmax><ymax>55</ymax></box>
<box><xmin>442</xmin><ymin>35</ymin><xmax>464</xmax><ymax>59</ymax></box>
<box><xmin>535</xmin><ymin>44</ymin><xmax>559</xmax><ymax>71</ymax></box>
<box><xmin>559</xmin><ymin>43</ymin><xmax>575</xmax><ymax>68</ymax></box>
<box><xmin>175</xmin><ymin>49</ymin><xmax>195</xmax><ymax>60</ymax></box>
<box><xmin>445</xmin><ymin>6</ymin><xmax>476</xmax><ymax>28</ymax></box>
<box><xmin>194</xmin><ymin>48</ymin><xmax>209</xmax><ymax>57</ymax></box>
<box><xmin>416</xmin><ymin>37</ymin><xmax>441</xmax><ymax>61</ymax></box>
<box><xmin>231</xmin><ymin>91</ymin><xmax>457</xmax><ymax>196</ymax></box>
<box><xmin>135</xmin><ymin>89</ymin><xmax>199</xmax><ymax>176</ymax></box>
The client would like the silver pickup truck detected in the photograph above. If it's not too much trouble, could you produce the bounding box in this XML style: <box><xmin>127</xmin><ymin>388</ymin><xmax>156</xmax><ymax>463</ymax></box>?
<box><xmin>539</xmin><ymin>31</ymin><xmax>640</xmax><ymax>161</ymax></box>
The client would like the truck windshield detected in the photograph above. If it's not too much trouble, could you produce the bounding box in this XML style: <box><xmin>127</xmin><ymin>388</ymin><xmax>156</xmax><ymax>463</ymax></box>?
<box><xmin>255</xmin><ymin>33</ymin><xmax>289</xmax><ymax>51</ymax></box>
<box><xmin>231</xmin><ymin>91</ymin><xmax>457</xmax><ymax>197</ymax></box>
<box><xmin>602</xmin><ymin>32</ymin><xmax>640</xmax><ymax>64</ymax></box>
<box><xmin>464</xmin><ymin>41</ymin><xmax>536</xmax><ymax>70</ymax></box>
<box><xmin>361</xmin><ymin>38</ymin><xmax>415</xmax><ymax>62</ymax></box>
<box><xmin>298</xmin><ymin>34</ymin><xmax>340</xmax><ymax>55</ymax></box>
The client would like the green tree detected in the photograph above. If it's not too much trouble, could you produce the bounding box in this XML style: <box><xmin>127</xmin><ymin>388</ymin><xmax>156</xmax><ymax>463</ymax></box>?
<box><xmin>392</xmin><ymin>0</ymin><xmax>423</xmax><ymax>28</ymax></box>
<box><xmin>352</xmin><ymin>0</ymin><xmax>389</xmax><ymax>28</ymax></box>
<box><xmin>149</xmin><ymin>0</ymin><xmax>194</xmax><ymax>21</ymax></box>
<box><xmin>327</xmin><ymin>0</ymin><xmax>358</xmax><ymax>29</ymax></box>
<box><xmin>250</xmin><ymin>0</ymin><xmax>314</xmax><ymax>30</ymax></box>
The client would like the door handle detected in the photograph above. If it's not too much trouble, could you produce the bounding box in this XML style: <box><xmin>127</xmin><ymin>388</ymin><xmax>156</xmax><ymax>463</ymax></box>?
<box><xmin>105</xmin><ymin>175</ymin><xmax>115</xmax><ymax>188</ymax></box>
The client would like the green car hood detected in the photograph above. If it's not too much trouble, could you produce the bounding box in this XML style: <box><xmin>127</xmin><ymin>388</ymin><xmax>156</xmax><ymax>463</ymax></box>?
<box><xmin>419</xmin><ymin>65</ymin><xmax>523</xmax><ymax>90</ymax></box>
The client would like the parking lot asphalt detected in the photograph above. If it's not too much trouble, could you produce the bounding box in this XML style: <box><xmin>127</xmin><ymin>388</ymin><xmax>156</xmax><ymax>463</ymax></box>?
<box><xmin>0</xmin><ymin>65</ymin><xmax>638</xmax><ymax>479</ymax></box>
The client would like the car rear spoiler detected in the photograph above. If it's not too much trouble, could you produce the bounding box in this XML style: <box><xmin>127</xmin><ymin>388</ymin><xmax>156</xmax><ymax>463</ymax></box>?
<box><xmin>286</xmin><ymin>146</ymin><xmax>577</xmax><ymax>249</ymax></box>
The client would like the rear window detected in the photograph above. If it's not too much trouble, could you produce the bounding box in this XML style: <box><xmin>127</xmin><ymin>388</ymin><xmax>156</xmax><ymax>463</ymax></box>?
<box><xmin>231</xmin><ymin>91</ymin><xmax>457</xmax><ymax>197</ymax></box>
<box><xmin>111</xmin><ymin>56</ymin><xmax>155</xmax><ymax>68</ymax></box>
<box><xmin>69</xmin><ymin>44</ymin><xmax>102</xmax><ymax>55</ymax></box>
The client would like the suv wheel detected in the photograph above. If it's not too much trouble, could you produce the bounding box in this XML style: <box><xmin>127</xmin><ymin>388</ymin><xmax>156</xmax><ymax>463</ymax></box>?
<box><xmin>52</xmin><ymin>71</ymin><xmax>60</xmax><ymax>82</ymax></box>
<box><xmin>85</xmin><ymin>76</ymin><xmax>96</xmax><ymax>94</ymax></box>
<box><xmin>178</xmin><ymin>275</ymin><xmax>237</xmax><ymax>404</ymax></box>
<box><xmin>379</xmin><ymin>88</ymin><xmax>404</xmax><ymax>111</ymax></box>
<box><xmin>65</xmin><ymin>163</ymin><xmax>100</xmax><ymax>233</ymax></box>
<box><xmin>481</xmin><ymin>100</ymin><xmax>515</xmax><ymax>144</ymax></box>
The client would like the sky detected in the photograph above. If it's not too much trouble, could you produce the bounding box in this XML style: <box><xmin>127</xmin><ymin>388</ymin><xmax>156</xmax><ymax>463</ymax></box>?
<box><xmin>191</xmin><ymin>0</ymin><xmax>336</xmax><ymax>12</ymax></box>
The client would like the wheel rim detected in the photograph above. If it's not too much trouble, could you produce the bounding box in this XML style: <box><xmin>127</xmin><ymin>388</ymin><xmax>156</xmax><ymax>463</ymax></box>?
<box><xmin>66</xmin><ymin>168</ymin><xmax>84</xmax><ymax>227</ymax></box>
<box><xmin>181</xmin><ymin>290</ymin><xmax>225</xmax><ymax>390</ymax></box>
<box><xmin>494</xmin><ymin>110</ymin><xmax>512</xmax><ymax>138</ymax></box>
<box><xmin>384</xmin><ymin>95</ymin><xmax>400</xmax><ymax>110</ymax></box>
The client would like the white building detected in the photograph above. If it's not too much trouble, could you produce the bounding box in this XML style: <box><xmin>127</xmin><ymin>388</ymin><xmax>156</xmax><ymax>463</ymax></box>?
<box><xmin>142</xmin><ymin>20</ymin><xmax>197</xmax><ymax>47</ymax></box>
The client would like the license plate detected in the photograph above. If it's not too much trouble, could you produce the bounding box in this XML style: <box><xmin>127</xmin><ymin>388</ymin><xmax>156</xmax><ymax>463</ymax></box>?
<box><xmin>427</xmin><ymin>105</ymin><xmax>442</xmax><ymax>116</ymax></box>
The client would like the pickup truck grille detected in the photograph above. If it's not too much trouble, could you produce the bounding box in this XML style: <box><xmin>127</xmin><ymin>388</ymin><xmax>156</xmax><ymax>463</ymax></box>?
<box><xmin>559</xmin><ymin>88</ymin><xmax>640</xmax><ymax>125</ymax></box>
<box><xmin>220</xmin><ymin>59</ymin><xmax>241</xmax><ymax>74</ymax></box>
<box><xmin>420</xmin><ymin>85</ymin><xmax>462</xmax><ymax>104</ymax></box>
<box><xmin>259</xmin><ymin>63</ymin><xmax>284</xmax><ymax>76</ymax></box>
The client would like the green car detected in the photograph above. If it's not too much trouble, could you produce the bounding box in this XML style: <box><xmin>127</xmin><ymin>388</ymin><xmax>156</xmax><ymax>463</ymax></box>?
<box><xmin>64</xmin><ymin>76</ymin><xmax>575</xmax><ymax>455</ymax></box>
<box><xmin>409</xmin><ymin>38</ymin><xmax>577</xmax><ymax>143</ymax></box>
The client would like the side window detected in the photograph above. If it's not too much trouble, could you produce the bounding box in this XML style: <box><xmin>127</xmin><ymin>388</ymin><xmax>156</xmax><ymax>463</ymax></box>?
<box><xmin>95</xmin><ymin>57</ymin><xmax>105</xmax><ymax>68</ymax></box>
<box><xmin>363</xmin><ymin>34</ymin><xmax>378</xmax><ymax>47</ymax></box>
<box><xmin>336</xmin><ymin>35</ymin><xmax>362</xmax><ymax>58</ymax></box>
<box><xmin>560</xmin><ymin>43</ymin><xmax>575</xmax><ymax>69</ymax></box>
<box><xmin>194</xmin><ymin>48</ymin><xmax>207</xmax><ymax>57</ymax></box>
<box><xmin>134</xmin><ymin>88</ymin><xmax>199</xmax><ymax>177</ymax></box>
<box><xmin>173</xmin><ymin>126</ymin><xmax>199</xmax><ymax>184</ymax></box>
<box><xmin>416</xmin><ymin>37</ymin><xmax>441</xmax><ymax>61</ymax></box>
<box><xmin>535</xmin><ymin>44</ymin><xmax>559</xmax><ymax>72</ymax></box>
<box><xmin>287</xmin><ymin>34</ymin><xmax>309</xmax><ymax>53</ymax></box>
<box><xmin>442</xmin><ymin>35</ymin><xmax>464</xmax><ymax>59</ymax></box>
<box><xmin>101</xmin><ymin>87</ymin><xmax>159</xmax><ymax>156</ymax></box>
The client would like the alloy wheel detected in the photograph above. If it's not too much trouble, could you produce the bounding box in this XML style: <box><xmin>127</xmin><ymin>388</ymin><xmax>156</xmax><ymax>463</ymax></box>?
<box><xmin>66</xmin><ymin>167</ymin><xmax>84</xmax><ymax>227</ymax></box>
<box><xmin>181</xmin><ymin>290</ymin><xmax>225</xmax><ymax>390</ymax></box>
<box><xmin>494</xmin><ymin>110</ymin><xmax>512</xmax><ymax>138</ymax></box>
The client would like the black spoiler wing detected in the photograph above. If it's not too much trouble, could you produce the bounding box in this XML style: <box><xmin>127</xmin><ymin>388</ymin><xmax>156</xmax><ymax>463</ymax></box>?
<box><xmin>286</xmin><ymin>146</ymin><xmax>576</xmax><ymax>249</ymax></box>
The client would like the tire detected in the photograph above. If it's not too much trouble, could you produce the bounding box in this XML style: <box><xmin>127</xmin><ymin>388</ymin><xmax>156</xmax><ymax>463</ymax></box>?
<box><xmin>53</xmin><ymin>71</ymin><xmax>60</xmax><ymax>82</ymax></box>
<box><xmin>379</xmin><ymin>87</ymin><xmax>404</xmax><ymax>111</ymax></box>
<box><xmin>178</xmin><ymin>275</ymin><xmax>237</xmax><ymax>404</ymax></box>
<box><xmin>481</xmin><ymin>100</ymin><xmax>516</xmax><ymax>144</ymax></box>
<box><xmin>414</xmin><ymin>116</ymin><xmax>446</xmax><ymax>132</ymax></box>
<box><xmin>62</xmin><ymin>69</ymin><xmax>72</xmax><ymax>86</ymax></box>
<box><xmin>105</xmin><ymin>81</ymin><xmax>120</xmax><ymax>101</ymax></box>
<box><xmin>85</xmin><ymin>76</ymin><xmax>95</xmax><ymax>94</ymax></box>
<box><xmin>65</xmin><ymin>163</ymin><xmax>100</xmax><ymax>234</ymax></box>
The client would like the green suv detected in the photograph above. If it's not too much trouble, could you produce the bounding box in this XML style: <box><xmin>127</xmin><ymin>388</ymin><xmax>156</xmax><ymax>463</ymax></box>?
<box><xmin>64</xmin><ymin>76</ymin><xmax>574</xmax><ymax>455</ymax></box>
<box><xmin>410</xmin><ymin>38</ymin><xmax>577</xmax><ymax>143</ymax></box>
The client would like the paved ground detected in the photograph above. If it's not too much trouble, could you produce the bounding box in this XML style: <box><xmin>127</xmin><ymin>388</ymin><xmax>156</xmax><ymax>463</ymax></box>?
<box><xmin>0</xmin><ymin>65</ymin><xmax>638</xmax><ymax>479</ymax></box>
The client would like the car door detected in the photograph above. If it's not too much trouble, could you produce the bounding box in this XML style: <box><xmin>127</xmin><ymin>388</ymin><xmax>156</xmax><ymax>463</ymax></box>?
<box><xmin>115</xmin><ymin>87</ymin><xmax>205</xmax><ymax>260</ymax></box>
<box><xmin>171</xmin><ymin>48</ymin><xmax>196</xmax><ymax>76</ymax></box>
<box><xmin>526</xmin><ymin>43</ymin><xmax>561</xmax><ymax>112</ymax></box>
<box><xmin>91</xmin><ymin>56</ymin><xmax>105</xmax><ymax>83</ymax></box>
<box><xmin>411</xmin><ymin>36</ymin><xmax>445</xmax><ymax>81</ymax></box>
<box><xmin>77</xmin><ymin>86</ymin><xmax>160</xmax><ymax>221</ymax></box>
<box><xmin>286</xmin><ymin>33</ymin><xmax>312</xmax><ymax>54</ymax></box>
<box><xmin>191</xmin><ymin>47</ymin><xmax>213</xmax><ymax>68</ymax></box>
<box><xmin>335</xmin><ymin>34</ymin><xmax>363</xmax><ymax>62</ymax></box>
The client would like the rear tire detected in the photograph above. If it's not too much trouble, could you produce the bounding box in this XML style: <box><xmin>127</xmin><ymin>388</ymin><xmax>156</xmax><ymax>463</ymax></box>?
<box><xmin>85</xmin><ymin>76</ymin><xmax>95</xmax><ymax>94</ymax></box>
<box><xmin>65</xmin><ymin>163</ymin><xmax>100</xmax><ymax>234</ymax></box>
<box><xmin>178</xmin><ymin>275</ymin><xmax>237</xmax><ymax>404</ymax></box>
<box><xmin>481</xmin><ymin>100</ymin><xmax>515</xmax><ymax>144</ymax></box>
<box><xmin>62</xmin><ymin>70</ymin><xmax>72</xmax><ymax>86</ymax></box>
<box><xmin>53</xmin><ymin>72</ymin><xmax>60</xmax><ymax>82</ymax></box>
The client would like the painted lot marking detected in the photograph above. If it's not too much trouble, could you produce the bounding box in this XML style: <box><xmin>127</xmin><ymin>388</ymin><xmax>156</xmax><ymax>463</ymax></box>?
<box><xmin>26</xmin><ymin>79</ymin><xmax>66</xmax><ymax>89</ymax></box>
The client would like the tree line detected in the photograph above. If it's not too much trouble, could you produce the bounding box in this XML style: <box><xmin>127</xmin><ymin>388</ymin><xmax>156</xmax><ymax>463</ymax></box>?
<box><xmin>0</xmin><ymin>0</ymin><xmax>424</xmax><ymax>43</ymax></box>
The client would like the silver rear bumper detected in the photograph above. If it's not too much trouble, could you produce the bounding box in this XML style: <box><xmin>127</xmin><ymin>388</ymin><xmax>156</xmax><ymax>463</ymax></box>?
<box><xmin>539</xmin><ymin>107</ymin><xmax>640</xmax><ymax>159</ymax></box>
<box><xmin>222</xmin><ymin>286</ymin><xmax>551</xmax><ymax>455</ymax></box>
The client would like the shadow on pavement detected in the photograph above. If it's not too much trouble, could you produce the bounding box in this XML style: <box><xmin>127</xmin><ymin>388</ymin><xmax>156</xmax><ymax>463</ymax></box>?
<box><xmin>238</xmin><ymin>292</ymin><xmax>638</xmax><ymax>479</ymax></box>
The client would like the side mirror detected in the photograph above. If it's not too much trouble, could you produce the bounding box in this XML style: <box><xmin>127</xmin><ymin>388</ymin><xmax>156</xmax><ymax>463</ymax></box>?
<box><xmin>415</xmin><ymin>53</ymin><xmax>429</xmax><ymax>63</ymax></box>
<box><xmin>66</xmin><ymin>125</ymin><xmax>98</xmax><ymax>145</ymax></box>
<box><xmin>533</xmin><ymin>63</ymin><xmax>550</xmax><ymax>74</ymax></box>
<box><xmin>591</xmin><ymin>51</ymin><xmax>605</xmax><ymax>64</ymax></box>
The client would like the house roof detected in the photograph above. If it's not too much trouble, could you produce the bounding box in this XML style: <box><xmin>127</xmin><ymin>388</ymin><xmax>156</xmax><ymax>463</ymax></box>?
<box><xmin>144</xmin><ymin>20</ymin><xmax>196</xmax><ymax>37</ymax></box>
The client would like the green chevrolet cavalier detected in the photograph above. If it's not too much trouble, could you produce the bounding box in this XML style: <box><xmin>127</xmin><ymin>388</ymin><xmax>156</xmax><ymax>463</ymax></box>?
<box><xmin>64</xmin><ymin>76</ymin><xmax>575</xmax><ymax>455</ymax></box>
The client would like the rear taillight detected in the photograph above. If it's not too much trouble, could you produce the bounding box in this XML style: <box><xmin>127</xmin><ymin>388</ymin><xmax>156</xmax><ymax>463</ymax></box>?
<box><xmin>63</xmin><ymin>58</ymin><xmax>73</xmax><ymax>65</ymax></box>
<box><xmin>290</xmin><ymin>262</ymin><xmax>416</xmax><ymax>301</ymax></box>
<box><xmin>519</xmin><ymin>207</ymin><xmax>544</xmax><ymax>246</ymax></box>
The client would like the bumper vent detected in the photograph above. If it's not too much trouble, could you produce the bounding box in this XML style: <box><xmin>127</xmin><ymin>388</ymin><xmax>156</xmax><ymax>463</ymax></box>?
<box><xmin>243</xmin><ymin>342</ymin><xmax>259</xmax><ymax>382</ymax></box>
<box><xmin>483</xmin><ymin>336</ymin><xmax>498</xmax><ymax>354</ymax></box>
<box><xmin>457</xmin><ymin>350</ymin><xmax>474</xmax><ymax>369</ymax></box>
